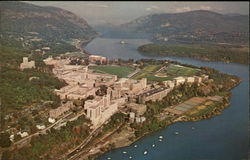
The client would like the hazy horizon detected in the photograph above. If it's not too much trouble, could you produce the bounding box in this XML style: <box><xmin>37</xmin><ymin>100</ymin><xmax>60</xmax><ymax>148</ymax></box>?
<box><xmin>23</xmin><ymin>1</ymin><xmax>250</xmax><ymax>25</ymax></box>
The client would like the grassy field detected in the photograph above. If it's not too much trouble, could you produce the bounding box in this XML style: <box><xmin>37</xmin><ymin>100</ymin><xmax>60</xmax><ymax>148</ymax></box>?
<box><xmin>89</xmin><ymin>65</ymin><xmax>134</xmax><ymax>78</ymax></box>
<box><xmin>142</xmin><ymin>65</ymin><xmax>162</xmax><ymax>72</ymax></box>
<box><xmin>140</xmin><ymin>73</ymin><xmax>172</xmax><ymax>82</ymax></box>
<box><xmin>132</xmin><ymin>64</ymin><xmax>171</xmax><ymax>82</ymax></box>
<box><xmin>186</xmin><ymin>101</ymin><xmax>221</xmax><ymax>117</ymax></box>
<box><xmin>132</xmin><ymin>64</ymin><xmax>199</xmax><ymax>82</ymax></box>
<box><xmin>165</xmin><ymin>64</ymin><xmax>199</xmax><ymax>77</ymax></box>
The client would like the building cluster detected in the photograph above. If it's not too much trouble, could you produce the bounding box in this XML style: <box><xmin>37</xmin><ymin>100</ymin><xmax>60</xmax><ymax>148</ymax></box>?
<box><xmin>85</xmin><ymin>94</ymin><xmax>118</xmax><ymax>126</ymax></box>
<box><xmin>31</xmin><ymin>47</ymin><xmax>51</xmax><ymax>55</ymax></box>
<box><xmin>43</xmin><ymin>56</ymin><xmax>210</xmax><ymax>128</ymax></box>
<box><xmin>127</xmin><ymin>103</ymin><xmax>147</xmax><ymax>123</ymax></box>
<box><xmin>43</xmin><ymin>56</ymin><xmax>149</xmax><ymax>128</ymax></box>
<box><xmin>164</xmin><ymin>75</ymin><xmax>208</xmax><ymax>87</ymax></box>
<box><xmin>49</xmin><ymin>101</ymin><xmax>73</xmax><ymax>119</ymax></box>
<box><xmin>138</xmin><ymin>75</ymin><xmax>209</xmax><ymax>104</ymax></box>
<box><xmin>88</xmin><ymin>55</ymin><xmax>107</xmax><ymax>64</ymax></box>
<box><xmin>20</xmin><ymin>57</ymin><xmax>35</xmax><ymax>70</ymax></box>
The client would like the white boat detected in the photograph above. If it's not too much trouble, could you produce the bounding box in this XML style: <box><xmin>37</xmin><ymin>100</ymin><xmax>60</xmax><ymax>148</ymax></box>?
<box><xmin>159</xmin><ymin>139</ymin><xmax>163</xmax><ymax>142</ymax></box>
<box><xmin>107</xmin><ymin>157</ymin><xmax>111</xmax><ymax>160</ymax></box>
<box><xmin>129</xmin><ymin>156</ymin><xmax>132</xmax><ymax>159</ymax></box>
<box><xmin>120</xmin><ymin>40</ymin><xmax>126</xmax><ymax>44</ymax></box>
<box><xmin>175</xmin><ymin>131</ymin><xmax>179</xmax><ymax>135</ymax></box>
<box><xmin>191</xmin><ymin>127</ymin><xmax>195</xmax><ymax>130</ymax></box>
<box><xmin>144</xmin><ymin>151</ymin><xmax>148</xmax><ymax>155</ymax></box>
<box><xmin>159</xmin><ymin>135</ymin><xmax>163</xmax><ymax>139</ymax></box>
<box><xmin>152</xmin><ymin>144</ymin><xmax>155</xmax><ymax>147</ymax></box>
<box><xmin>134</xmin><ymin>145</ymin><xmax>137</xmax><ymax>148</ymax></box>
<box><xmin>122</xmin><ymin>151</ymin><xmax>127</xmax><ymax>154</ymax></box>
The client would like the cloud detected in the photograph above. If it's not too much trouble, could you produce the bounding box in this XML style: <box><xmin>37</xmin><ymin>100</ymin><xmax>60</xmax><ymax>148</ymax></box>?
<box><xmin>175</xmin><ymin>7</ymin><xmax>192</xmax><ymax>13</ymax></box>
<box><xmin>199</xmin><ymin>5</ymin><xmax>212</xmax><ymax>10</ymax></box>
<box><xmin>175</xmin><ymin>5</ymin><xmax>212</xmax><ymax>13</ymax></box>
<box><xmin>85</xmin><ymin>3</ymin><xmax>109</xmax><ymax>8</ymax></box>
<box><xmin>145</xmin><ymin>5</ymin><xmax>160</xmax><ymax>11</ymax></box>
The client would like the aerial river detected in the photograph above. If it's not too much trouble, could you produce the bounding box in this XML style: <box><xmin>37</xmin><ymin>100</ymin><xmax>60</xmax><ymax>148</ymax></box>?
<box><xmin>84</xmin><ymin>27</ymin><xmax>249</xmax><ymax>160</ymax></box>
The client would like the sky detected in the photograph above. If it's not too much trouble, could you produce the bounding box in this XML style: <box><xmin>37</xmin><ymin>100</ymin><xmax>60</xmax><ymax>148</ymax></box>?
<box><xmin>26</xmin><ymin>1</ymin><xmax>249</xmax><ymax>25</ymax></box>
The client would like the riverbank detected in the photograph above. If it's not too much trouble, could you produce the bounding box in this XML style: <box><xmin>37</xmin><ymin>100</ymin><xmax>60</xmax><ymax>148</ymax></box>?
<box><xmin>73</xmin><ymin>76</ymin><xmax>241</xmax><ymax>160</ymax></box>
<box><xmin>59</xmin><ymin>55</ymin><xmax>242</xmax><ymax>160</ymax></box>
<box><xmin>137</xmin><ymin>43</ymin><xmax>249</xmax><ymax>64</ymax></box>
<box><xmin>78</xmin><ymin>94</ymin><xmax>234</xmax><ymax>160</ymax></box>
<box><xmin>76</xmin><ymin>38</ymin><xmax>96</xmax><ymax>56</ymax></box>
<box><xmin>76</xmin><ymin>30</ymin><xmax>248</xmax><ymax>160</ymax></box>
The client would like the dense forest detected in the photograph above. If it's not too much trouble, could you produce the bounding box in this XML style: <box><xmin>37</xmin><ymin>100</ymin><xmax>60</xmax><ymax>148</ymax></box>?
<box><xmin>0</xmin><ymin>2</ymin><xmax>97</xmax><ymax>42</ymax></box>
<box><xmin>0</xmin><ymin>41</ymin><xmax>66</xmax><ymax>127</ymax></box>
<box><xmin>138</xmin><ymin>43</ymin><xmax>249</xmax><ymax>64</ymax></box>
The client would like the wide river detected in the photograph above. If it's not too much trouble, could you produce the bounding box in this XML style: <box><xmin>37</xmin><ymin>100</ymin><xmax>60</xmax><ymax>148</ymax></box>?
<box><xmin>84</xmin><ymin>27</ymin><xmax>249</xmax><ymax>160</ymax></box>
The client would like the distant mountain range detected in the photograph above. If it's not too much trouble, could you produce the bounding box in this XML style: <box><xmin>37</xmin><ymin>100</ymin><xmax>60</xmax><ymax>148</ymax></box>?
<box><xmin>122</xmin><ymin>10</ymin><xmax>249</xmax><ymax>44</ymax></box>
<box><xmin>0</xmin><ymin>1</ymin><xmax>97</xmax><ymax>42</ymax></box>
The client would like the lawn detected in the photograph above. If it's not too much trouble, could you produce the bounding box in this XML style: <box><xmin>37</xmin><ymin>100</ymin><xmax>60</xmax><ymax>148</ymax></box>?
<box><xmin>165</xmin><ymin>64</ymin><xmax>199</xmax><ymax>77</ymax></box>
<box><xmin>89</xmin><ymin>65</ymin><xmax>134</xmax><ymax>78</ymax></box>
<box><xmin>142</xmin><ymin>65</ymin><xmax>162</xmax><ymax>72</ymax></box>
<box><xmin>132</xmin><ymin>63</ymin><xmax>199</xmax><ymax>82</ymax></box>
<box><xmin>132</xmin><ymin>64</ymin><xmax>172</xmax><ymax>82</ymax></box>
<box><xmin>186</xmin><ymin>101</ymin><xmax>221</xmax><ymax>118</ymax></box>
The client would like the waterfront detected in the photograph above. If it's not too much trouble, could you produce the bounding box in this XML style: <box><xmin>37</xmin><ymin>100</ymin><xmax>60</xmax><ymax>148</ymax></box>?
<box><xmin>84</xmin><ymin>27</ymin><xmax>249</xmax><ymax>160</ymax></box>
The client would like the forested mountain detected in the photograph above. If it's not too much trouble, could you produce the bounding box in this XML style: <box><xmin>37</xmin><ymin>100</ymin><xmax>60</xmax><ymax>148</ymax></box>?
<box><xmin>122</xmin><ymin>10</ymin><xmax>249</xmax><ymax>44</ymax></box>
<box><xmin>0</xmin><ymin>1</ymin><xmax>97</xmax><ymax>42</ymax></box>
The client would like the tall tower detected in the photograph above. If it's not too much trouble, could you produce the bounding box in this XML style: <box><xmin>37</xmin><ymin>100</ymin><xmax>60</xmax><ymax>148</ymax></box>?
<box><xmin>23</xmin><ymin>57</ymin><xmax>28</xmax><ymax>63</ymax></box>
<box><xmin>141</xmin><ymin>78</ymin><xmax>147</xmax><ymax>89</ymax></box>
<box><xmin>103</xmin><ymin>93</ymin><xmax>111</xmax><ymax>107</ymax></box>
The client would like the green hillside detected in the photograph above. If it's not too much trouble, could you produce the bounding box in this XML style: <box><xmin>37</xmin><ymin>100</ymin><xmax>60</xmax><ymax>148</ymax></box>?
<box><xmin>138</xmin><ymin>43</ymin><xmax>249</xmax><ymax>64</ymax></box>
<box><xmin>123</xmin><ymin>10</ymin><xmax>249</xmax><ymax>44</ymax></box>
<box><xmin>0</xmin><ymin>1</ymin><xmax>97</xmax><ymax>43</ymax></box>
<box><xmin>0</xmin><ymin>42</ymin><xmax>66</xmax><ymax>126</ymax></box>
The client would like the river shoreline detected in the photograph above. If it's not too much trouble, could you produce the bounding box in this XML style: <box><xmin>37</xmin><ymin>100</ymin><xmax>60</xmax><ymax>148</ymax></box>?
<box><xmin>137</xmin><ymin>44</ymin><xmax>249</xmax><ymax>65</ymax></box>
<box><xmin>84</xmin><ymin>99</ymin><xmax>230</xmax><ymax>160</ymax></box>
<box><xmin>75</xmin><ymin>80</ymin><xmax>240</xmax><ymax>160</ymax></box>
<box><xmin>74</xmin><ymin>34</ymin><xmax>247</xmax><ymax>160</ymax></box>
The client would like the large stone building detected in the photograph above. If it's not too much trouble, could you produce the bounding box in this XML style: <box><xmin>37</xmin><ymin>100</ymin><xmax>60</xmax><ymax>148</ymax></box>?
<box><xmin>89</xmin><ymin>55</ymin><xmax>107</xmax><ymax>64</ymax></box>
<box><xmin>138</xmin><ymin>87</ymin><xmax>172</xmax><ymax>104</ymax></box>
<box><xmin>163</xmin><ymin>80</ymin><xmax>175</xmax><ymax>88</ymax></box>
<box><xmin>20</xmin><ymin>57</ymin><xmax>35</xmax><ymax>70</ymax></box>
<box><xmin>49</xmin><ymin>101</ymin><xmax>73</xmax><ymax>119</ymax></box>
<box><xmin>126</xmin><ymin>103</ymin><xmax>147</xmax><ymax>116</ymax></box>
<box><xmin>44</xmin><ymin>57</ymin><xmax>117</xmax><ymax>100</ymax></box>
<box><xmin>194</xmin><ymin>76</ymin><xmax>202</xmax><ymax>83</ymax></box>
<box><xmin>112</xmin><ymin>78</ymin><xmax>147</xmax><ymax>96</ymax></box>
<box><xmin>43</xmin><ymin>56</ymin><xmax>150</xmax><ymax>127</ymax></box>
<box><xmin>185</xmin><ymin>77</ymin><xmax>195</xmax><ymax>83</ymax></box>
<box><xmin>55</xmin><ymin>85</ymin><xmax>96</xmax><ymax>100</ymax></box>
<box><xmin>174</xmin><ymin>76</ymin><xmax>186</xmax><ymax>86</ymax></box>
<box><xmin>85</xmin><ymin>94</ymin><xmax>119</xmax><ymax>127</ymax></box>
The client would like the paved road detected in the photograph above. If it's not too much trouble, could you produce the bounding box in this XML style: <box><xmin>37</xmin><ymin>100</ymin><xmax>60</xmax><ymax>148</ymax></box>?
<box><xmin>62</xmin><ymin>125</ymin><xmax>103</xmax><ymax>160</ymax></box>
<box><xmin>155</xmin><ymin>66</ymin><xmax>166</xmax><ymax>73</ymax></box>
<box><xmin>67</xmin><ymin>123</ymin><xmax>124</xmax><ymax>160</ymax></box>
<box><xmin>127</xmin><ymin>68</ymin><xmax>141</xmax><ymax>78</ymax></box>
